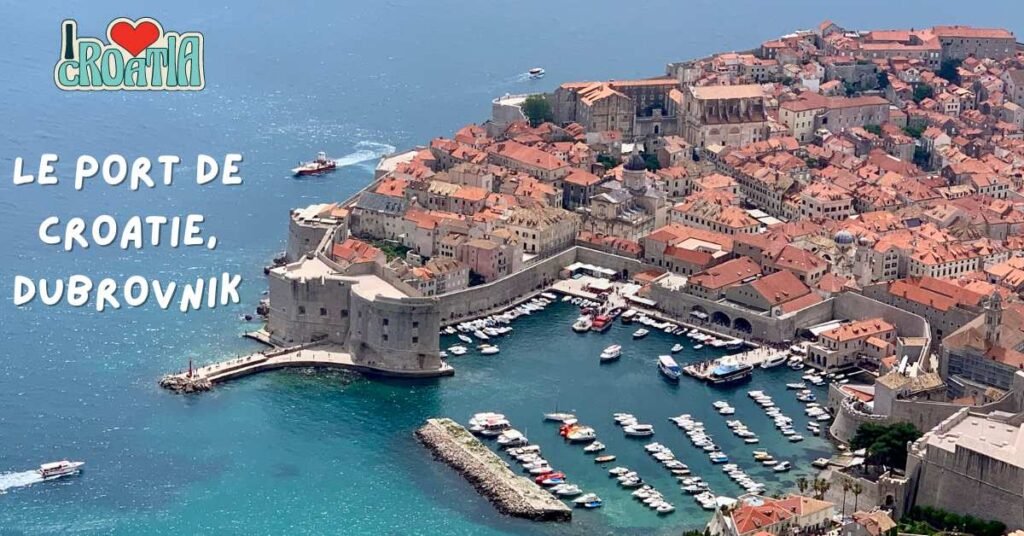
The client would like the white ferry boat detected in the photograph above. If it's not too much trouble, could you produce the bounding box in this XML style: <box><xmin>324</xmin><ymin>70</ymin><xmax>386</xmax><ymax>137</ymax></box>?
<box><xmin>37</xmin><ymin>460</ymin><xmax>84</xmax><ymax>480</ymax></box>
<box><xmin>658</xmin><ymin>355</ymin><xmax>681</xmax><ymax>381</ymax></box>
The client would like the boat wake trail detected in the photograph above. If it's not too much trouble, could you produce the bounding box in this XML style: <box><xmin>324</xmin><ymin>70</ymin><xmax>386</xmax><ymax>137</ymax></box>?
<box><xmin>333</xmin><ymin>141</ymin><xmax>396</xmax><ymax>168</ymax></box>
<box><xmin>0</xmin><ymin>471</ymin><xmax>43</xmax><ymax>493</ymax></box>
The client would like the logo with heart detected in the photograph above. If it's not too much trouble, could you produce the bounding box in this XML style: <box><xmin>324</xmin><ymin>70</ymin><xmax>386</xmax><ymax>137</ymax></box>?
<box><xmin>109</xmin><ymin>18</ymin><xmax>161</xmax><ymax>57</ymax></box>
<box><xmin>54</xmin><ymin>17</ymin><xmax>205</xmax><ymax>91</ymax></box>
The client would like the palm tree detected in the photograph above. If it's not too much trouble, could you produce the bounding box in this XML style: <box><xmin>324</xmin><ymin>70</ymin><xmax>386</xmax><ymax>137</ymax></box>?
<box><xmin>851</xmin><ymin>482</ymin><xmax>864</xmax><ymax>512</ymax></box>
<box><xmin>813</xmin><ymin>478</ymin><xmax>831</xmax><ymax>500</ymax></box>
<box><xmin>796</xmin><ymin>476</ymin><xmax>809</xmax><ymax>495</ymax></box>
<box><xmin>841</xmin><ymin>480</ymin><xmax>852</xmax><ymax>515</ymax></box>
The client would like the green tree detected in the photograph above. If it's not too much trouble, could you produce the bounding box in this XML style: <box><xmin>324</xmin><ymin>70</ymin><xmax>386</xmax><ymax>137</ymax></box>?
<box><xmin>841</xmin><ymin>479</ymin><xmax>852</xmax><ymax>514</ymax></box>
<box><xmin>851</xmin><ymin>422</ymin><xmax>922</xmax><ymax>469</ymax></box>
<box><xmin>913</xmin><ymin>84</ymin><xmax>935</xmax><ymax>103</ymax></box>
<box><xmin>643</xmin><ymin>152</ymin><xmax>661</xmax><ymax>171</ymax></box>
<box><xmin>937</xmin><ymin>58</ymin><xmax>963</xmax><ymax>85</ymax></box>
<box><xmin>851</xmin><ymin>481</ymin><xmax>864</xmax><ymax>512</ymax></box>
<box><xmin>877</xmin><ymin>71</ymin><xmax>891</xmax><ymax>90</ymax></box>
<box><xmin>864</xmin><ymin>124</ymin><xmax>883</xmax><ymax>136</ymax></box>
<box><xmin>596</xmin><ymin>154</ymin><xmax>619</xmax><ymax>169</ymax></box>
<box><xmin>522</xmin><ymin>94</ymin><xmax>553</xmax><ymax>127</ymax></box>
<box><xmin>796</xmin><ymin>476</ymin><xmax>809</xmax><ymax>495</ymax></box>
<box><xmin>914</xmin><ymin>146</ymin><xmax>931</xmax><ymax>168</ymax></box>
<box><xmin>903</xmin><ymin>124</ymin><xmax>924</xmax><ymax>138</ymax></box>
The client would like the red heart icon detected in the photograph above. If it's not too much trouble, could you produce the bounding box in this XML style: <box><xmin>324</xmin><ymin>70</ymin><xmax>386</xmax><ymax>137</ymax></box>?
<box><xmin>109</xmin><ymin>20</ymin><xmax>160</xmax><ymax>57</ymax></box>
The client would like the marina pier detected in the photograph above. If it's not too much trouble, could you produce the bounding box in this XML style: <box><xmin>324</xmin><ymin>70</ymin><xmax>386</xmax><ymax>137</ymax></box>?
<box><xmin>159</xmin><ymin>342</ymin><xmax>454</xmax><ymax>393</ymax></box>
<box><xmin>416</xmin><ymin>418</ymin><xmax>572</xmax><ymax>522</ymax></box>
<box><xmin>683</xmin><ymin>346</ymin><xmax>788</xmax><ymax>383</ymax></box>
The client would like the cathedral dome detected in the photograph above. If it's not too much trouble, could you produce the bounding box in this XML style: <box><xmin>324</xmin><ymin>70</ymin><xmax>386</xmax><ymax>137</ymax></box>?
<box><xmin>624</xmin><ymin>150</ymin><xmax>647</xmax><ymax>172</ymax></box>
<box><xmin>834</xmin><ymin>230</ymin><xmax>855</xmax><ymax>246</ymax></box>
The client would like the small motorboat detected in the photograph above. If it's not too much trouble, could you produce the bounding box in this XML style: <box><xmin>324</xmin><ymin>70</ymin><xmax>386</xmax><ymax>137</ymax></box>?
<box><xmin>812</xmin><ymin>458</ymin><xmax>830</xmax><ymax>469</ymax></box>
<box><xmin>566</xmin><ymin>426</ymin><xmax>597</xmax><ymax>443</ymax></box>
<box><xmin>448</xmin><ymin>345</ymin><xmax>468</xmax><ymax>356</ymax></box>
<box><xmin>497</xmin><ymin>429</ymin><xmax>528</xmax><ymax>448</ymax></box>
<box><xmin>583</xmin><ymin>441</ymin><xmax>606</xmax><ymax>453</ymax></box>
<box><xmin>600</xmin><ymin>345</ymin><xmax>622</xmax><ymax>362</ymax></box>
<box><xmin>479</xmin><ymin>344</ymin><xmax>500</xmax><ymax>355</ymax></box>
<box><xmin>773</xmin><ymin>461</ymin><xmax>792</xmax><ymax>472</ymax></box>
<box><xmin>458</xmin><ymin>334</ymin><xmax>473</xmax><ymax>344</ymax></box>
<box><xmin>670</xmin><ymin>343</ymin><xmax>684</xmax><ymax>353</ymax></box>
<box><xmin>693</xmin><ymin>344</ymin><xmax>704</xmax><ymax>350</ymax></box>
<box><xmin>291</xmin><ymin>151</ymin><xmax>336</xmax><ymax>176</ymax></box>
<box><xmin>608</xmin><ymin>466</ymin><xmax>630</xmax><ymax>476</ymax></box>
<box><xmin>786</xmin><ymin>382</ymin><xmax>807</xmax><ymax>390</ymax></box>
<box><xmin>594</xmin><ymin>455</ymin><xmax>616</xmax><ymax>464</ymax></box>
<box><xmin>535</xmin><ymin>471</ymin><xmax>565</xmax><ymax>484</ymax></box>
<box><xmin>760</xmin><ymin>353</ymin><xmax>788</xmax><ymax>369</ymax></box>
<box><xmin>37</xmin><ymin>460</ymin><xmax>84</xmax><ymax>480</ymax></box>
<box><xmin>624</xmin><ymin>424</ymin><xmax>655</xmax><ymax>437</ymax></box>
<box><xmin>574</xmin><ymin>493</ymin><xmax>602</xmax><ymax>508</ymax></box>
<box><xmin>552</xmin><ymin>484</ymin><xmax>582</xmax><ymax>497</ymax></box>
<box><xmin>633</xmin><ymin>328</ymin><xmax>649</xmax><ymax>339</ymax></box>
<box><xmin>572</xmin><ymin>316</ymin><xmax>593</xmax><ymax>333</ymax></box>
<box><xmin>544</xmin><ymin>412</ymin><xmax>576</xmax><ymax>422</ymax></box>
<box><xmin>528</xmin><ymin>67</ymin><xmax>546</xmax><ymax>79</ymax></box>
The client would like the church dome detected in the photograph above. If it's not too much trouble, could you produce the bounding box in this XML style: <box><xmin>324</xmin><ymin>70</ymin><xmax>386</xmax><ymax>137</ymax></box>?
<box><xmin>834</xmin><ymin>230</ymin><xmax>855</xmax><ymax>245</ymax></box>
<box><xmin>624</xmin><ymin>150</ymin><xmax>647</xmax><ymax>172</ymax></box>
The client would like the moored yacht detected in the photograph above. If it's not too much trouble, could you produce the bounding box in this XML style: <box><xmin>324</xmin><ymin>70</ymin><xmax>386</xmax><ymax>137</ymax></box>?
<box><xmin>633</xmin><ymin>328</ymin><xmax>649</xmax><ymax>339</ymax></box>
<box><xmin>760</xmin><ymin>353</ymin><xmax>788</xmax><ymax>369</ymax></box>
<box><xmin>707</xmin><ymin>362</ymin><xmax>754</xmax><ymax>385</ymax></box>
<box><xmin>544</xmin><ymin>412</ymin><xmax>576</xmax><ymax>422</ymax></box>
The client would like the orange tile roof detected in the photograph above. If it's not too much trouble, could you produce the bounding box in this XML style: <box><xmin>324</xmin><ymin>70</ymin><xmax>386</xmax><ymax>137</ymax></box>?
<box><xmin>331</xmin><ymin>238</ymin><xmax>382</xmax><ymax>265</ymax></box>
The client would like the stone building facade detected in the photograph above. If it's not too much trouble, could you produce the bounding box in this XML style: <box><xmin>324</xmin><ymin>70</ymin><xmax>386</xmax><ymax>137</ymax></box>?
<box><xmin>681</xmin><ymin>84</ymin><xmax>768</xmax><ymax>148</ymax></box>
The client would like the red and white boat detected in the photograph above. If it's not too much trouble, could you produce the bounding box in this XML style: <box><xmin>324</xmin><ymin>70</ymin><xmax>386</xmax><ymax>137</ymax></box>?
<box><xmin>291</xmin><ymin>151</ymin><xmax>337</xmax><ymax>176</ymax></box>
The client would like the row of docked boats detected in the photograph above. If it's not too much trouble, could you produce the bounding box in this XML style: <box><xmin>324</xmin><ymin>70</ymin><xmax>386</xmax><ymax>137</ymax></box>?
<box><xmin>668</xmin><ymin>415</ymin><xmax>733</xmax><ymax>508</ymax></box>
<box><xmin>747</xmin><ymin>390</ymin><xmax>804</xmax><ymax>443</ymax></box>
<box><xmin>473</xmin><ymin>412</ymin><xmax>604</xmax><ymax>508</ymax></box>
<box><xmin>443</xmin><ymin>295</ymin><xmax>562</xmax><ymax>357</ymax></box>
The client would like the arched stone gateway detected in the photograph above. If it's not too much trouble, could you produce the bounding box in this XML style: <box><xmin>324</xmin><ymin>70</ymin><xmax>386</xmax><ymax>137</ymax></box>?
<box><xmin>711</xmin><ymin>311</ymin><xmax>731</xmax><ymax>326</ymax></box>
<box><xmin>733</xmin><ymin>317</ymin><xmax>752</xmax><ymax>333</ymax></box>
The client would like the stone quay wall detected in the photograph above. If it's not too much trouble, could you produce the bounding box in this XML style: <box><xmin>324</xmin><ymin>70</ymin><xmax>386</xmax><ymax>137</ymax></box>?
<box><xmin>415</xmin><ymin>418</ymin><xmax>571</xmax><ymax>522</ymax></box>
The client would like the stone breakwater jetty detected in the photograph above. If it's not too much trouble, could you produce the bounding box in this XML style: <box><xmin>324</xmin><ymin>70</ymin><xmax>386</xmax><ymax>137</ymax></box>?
<box><xmin>415</xmin><ymin>418</ymin><xmax>572</xmax><ymax>522</ymax></box>
<box><xmin>160</xmin><ymin>340</ymin><xmax>453</xmax><ymax>394</ymax></box>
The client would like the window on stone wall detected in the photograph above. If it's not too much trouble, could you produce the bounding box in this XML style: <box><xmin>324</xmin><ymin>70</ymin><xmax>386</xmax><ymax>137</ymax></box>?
<box><xmin>341</xmin><ymin>309</ymin><xmax>348</xmax><ymax>317</ymax></box>
<box><xmin>383</xmin><ymin>318</ymin><xmax>389</xmax><ymax>326</ymax></box>
<box><xmin>383</xmin><ymin>334</ymin><xmax>389</xmax><ymax>342</ymax></box>
<box><xmin>412</xmin><ymin>336</ymin><xmax>419</xmax><ymax>344</ymax></box>
<box><xmin>320</xmin><ymin>308</ymin><xmax>327</xmax><ymax>316</ymax></box>
<box><xmin>298</xmin><ymin>306</ymin><xmax>306</xmax><ymax>315</ymax></box>
<box><xmin>413</xmin><ymin>321</ymin><xmax>419</xmax><ymax>328</ymax></box>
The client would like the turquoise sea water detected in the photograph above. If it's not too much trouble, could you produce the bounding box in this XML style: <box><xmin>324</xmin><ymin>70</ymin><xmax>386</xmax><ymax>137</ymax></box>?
<box><xmin>1</xmin><ymin>1</ymin><xmax>1021</xmax><ymax>534</ymax></box>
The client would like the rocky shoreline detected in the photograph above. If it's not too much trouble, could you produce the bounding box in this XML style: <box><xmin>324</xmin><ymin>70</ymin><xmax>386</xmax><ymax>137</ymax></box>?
<box><xmin>415</xmin><ymin>418</ymin><xmax>572</xmax><ymax>522</ymax></box>
<box><xmin>158</xmin><ymin>374</ymin><xmax>212</xmax><ymax>393</ymax></box>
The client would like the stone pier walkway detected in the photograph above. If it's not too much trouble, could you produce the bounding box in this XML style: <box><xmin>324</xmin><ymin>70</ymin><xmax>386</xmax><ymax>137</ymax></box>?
<box><xmin>159</xmin><ymin>344</ymin><xmax>453</xmax><ymax>393</ymax></box>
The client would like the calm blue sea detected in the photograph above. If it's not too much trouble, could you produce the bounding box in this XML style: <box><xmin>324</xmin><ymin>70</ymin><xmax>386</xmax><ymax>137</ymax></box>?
<box><xmin>0</xmin><ymin>1</ymin><xmax>1020</xmax><ymax>534</ymax></box>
